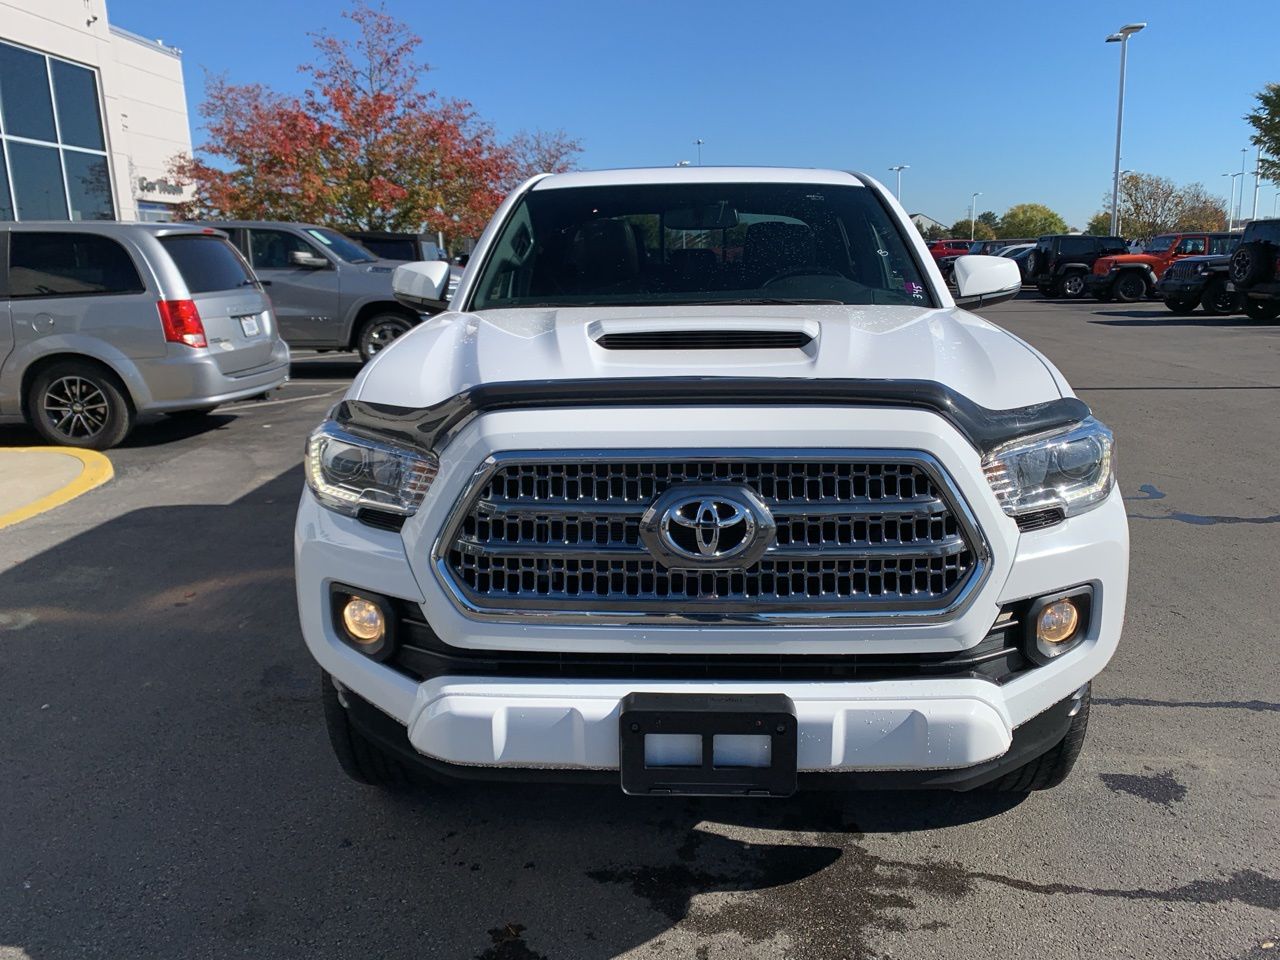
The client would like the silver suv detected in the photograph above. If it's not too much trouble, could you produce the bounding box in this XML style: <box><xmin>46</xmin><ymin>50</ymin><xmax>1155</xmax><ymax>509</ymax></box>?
<box><xmin>0</xmin><ymin>222</ymin><xmax>288</xmax><ymax>450</ymax></box>
<box><xmin>199</xmin><ymin>222</ymin><xmax>426</xmax><ymax>361</ymax></box>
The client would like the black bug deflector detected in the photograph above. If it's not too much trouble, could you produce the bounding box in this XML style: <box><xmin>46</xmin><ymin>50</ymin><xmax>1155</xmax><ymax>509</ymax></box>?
<box><xmin>334</xmin><ymin>377</ymin><xmax>1090</xmax><ymax>456</ymax></box>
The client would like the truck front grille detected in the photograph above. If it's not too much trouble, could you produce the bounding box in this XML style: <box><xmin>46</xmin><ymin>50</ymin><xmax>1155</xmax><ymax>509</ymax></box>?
<box><xmin>435</xmin><ymin>452</ymin><xmax>987</xmax><ymax>624</ymax></box>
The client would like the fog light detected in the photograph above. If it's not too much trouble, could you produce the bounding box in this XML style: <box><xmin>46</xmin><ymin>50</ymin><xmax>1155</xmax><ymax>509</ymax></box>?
<box><xmin>341</xmin><ymin>597</ymin><xmax>385</xmax><ymax>645</ymax></box>
<box><xmin>1037</xmin><ymin>599</ymin><xmax>1080</xmax><ymax>644</ymax></box>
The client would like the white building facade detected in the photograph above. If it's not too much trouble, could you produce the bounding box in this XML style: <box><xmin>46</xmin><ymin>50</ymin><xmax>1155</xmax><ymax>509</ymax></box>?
<box><xmin>0</xmin><ymin>0</ymin><xmax>193</xmax><ymax>223</ymax></box>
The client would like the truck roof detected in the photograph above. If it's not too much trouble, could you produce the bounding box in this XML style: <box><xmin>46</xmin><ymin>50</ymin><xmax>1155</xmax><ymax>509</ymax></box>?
<box><xmin>531</xmin><ymin>167</ymin><xmax>865</xmax><ymax>190</ymax></box>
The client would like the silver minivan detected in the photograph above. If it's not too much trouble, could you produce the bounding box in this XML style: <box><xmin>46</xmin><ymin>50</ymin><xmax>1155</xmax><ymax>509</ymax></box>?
<box><xmin>0</xmin><ymin>222</ymin><xmax>289</xmax><ymax>450</ymax></box>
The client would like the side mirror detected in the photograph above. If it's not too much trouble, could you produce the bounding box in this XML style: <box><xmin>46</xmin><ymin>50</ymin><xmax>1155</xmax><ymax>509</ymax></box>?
<box><xmin>952</xmin><ymin>255</ymin><xmax>1022</xmax><ymax>308</ymax></box>
<box><xmin>393</xmin><ymin>260</ymin><xmax>452</xmax><ymax>312</ymax></box>
<box><xmin>289</xmin><ymin>249</ymin><xmax>329</xmax><ymax>269</ymax></box>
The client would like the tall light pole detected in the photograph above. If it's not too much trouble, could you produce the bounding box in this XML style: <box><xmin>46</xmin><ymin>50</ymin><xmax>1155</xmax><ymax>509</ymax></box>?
<box><xmin>970</xmin><ymin>192</ymin><xmax>982</xmax><ymax>240</ymax></box>
<box><xmin>1223</xmin><ymin>172</ymin><xmax>1243</xmax><ymax>231</ymax></box>
<box><xmin>1250</xmin><ymin>146</ymin><xmax>1261</xmax><ymax>223</ymax></box>
<box><xmin>1238</xmin><ymin>147</ymin><xmax>1248</xmax><ymax>224</ymax></box>
<box><xmin>1106</xmin><ymin>23</ymin><xmax>1146</xmax><ymax>236</ymax></box>
<box><xmin>694</xmin><ymin>139</ymin><xmax>704</xmax><ymax>166</ymax></box>
<box><xmin>889</xmin><ymin>164</ymin><xmax>909</xmax><ymax>203</ymax></box>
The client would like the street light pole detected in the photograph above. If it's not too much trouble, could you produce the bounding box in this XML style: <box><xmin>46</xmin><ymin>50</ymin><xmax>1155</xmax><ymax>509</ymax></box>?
<box><xmin>1239</xmin><ymin>147</ymin><xmax>1248</xmax><ymax>224</ymax></box>
<box><xmin>1223</xmin><ymin>172</ymin><xmax>1243</xmax><ymax>231</ymax></box>
<box><xmin>889</xmin><ymin>164</ymin><xmax>909</xmax><ymax>203</ymax></box>
<box><xmin>1106</xmin><ymin>23</ymin><xmax>1146</xmax><ymax>236</ymax></box>
<box><xmin>1251</xmin><ymin>145</ymin><xmax>1261</xmax><ymax>223</ymax></box>
<box><xmin>694</xmin><ymin>139</ymin><xmax>704</xmax><ymax>166</ymax></box>
<box><xmin>970</xmin><ymin>192</ymin><xmax>981</xmax><ymax>241</ymax></box>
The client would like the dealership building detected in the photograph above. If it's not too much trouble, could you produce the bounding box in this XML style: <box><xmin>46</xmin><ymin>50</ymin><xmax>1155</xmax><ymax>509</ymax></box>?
<box><xmin>0</xmin><ymin>0</ymin><xmax>193</xmax><ymax>222</ymax></box>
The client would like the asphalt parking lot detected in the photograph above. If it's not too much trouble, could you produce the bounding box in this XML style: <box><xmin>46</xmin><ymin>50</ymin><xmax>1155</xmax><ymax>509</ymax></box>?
<box><xmin>2</xmin><ymin>297</ymin><xmax>1278</xmax><ymax>960</ymax></box>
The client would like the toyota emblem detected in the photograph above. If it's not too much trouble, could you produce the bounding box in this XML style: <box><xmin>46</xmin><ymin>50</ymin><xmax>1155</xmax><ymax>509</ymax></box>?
<box><xmin>639</xmin><ymin>484</ymin><xmax>776</xmax><ymax>569</ymax></box>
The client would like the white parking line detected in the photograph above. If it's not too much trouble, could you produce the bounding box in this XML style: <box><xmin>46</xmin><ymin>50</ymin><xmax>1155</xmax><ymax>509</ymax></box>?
<box><xmin>229</xmin><ymin>389</ymin><xmax>344</xmax><ymax>412</ymax></box>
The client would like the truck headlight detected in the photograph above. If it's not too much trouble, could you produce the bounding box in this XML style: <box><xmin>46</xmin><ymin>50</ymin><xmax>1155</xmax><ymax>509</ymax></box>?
<box><xmin>981</xmin><ymin>418</ymin><xmax>1115</xmax><ymax>519</ymax></box>
<box><xmin>305</xmin><ymin>420</ymin><xmax>438</xmax><ymax>517</ymax></box>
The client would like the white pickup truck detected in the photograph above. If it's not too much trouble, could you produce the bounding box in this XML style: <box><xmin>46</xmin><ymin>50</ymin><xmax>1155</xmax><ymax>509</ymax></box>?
<box><xmin>295</xmin><ymin>167</ymin><xmax>1128</xmax><ymax>797</ymax></box>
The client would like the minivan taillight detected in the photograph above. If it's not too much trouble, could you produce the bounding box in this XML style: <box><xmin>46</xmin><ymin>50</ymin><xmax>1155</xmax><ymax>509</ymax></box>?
<box><xmin>157</xmin><ymin>299</ymin><xmax>207</xmax><ymax>348</ymax></box>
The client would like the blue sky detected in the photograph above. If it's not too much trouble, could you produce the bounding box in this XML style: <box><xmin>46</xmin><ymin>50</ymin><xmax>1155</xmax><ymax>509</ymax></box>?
<box><xmin>110</xmin><ymin>0</ymin><xmax>1280</xmax><ymax>229</ymax></box>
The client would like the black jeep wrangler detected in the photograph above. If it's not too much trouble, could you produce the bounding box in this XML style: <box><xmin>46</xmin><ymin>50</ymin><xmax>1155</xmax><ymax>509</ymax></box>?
<box><xmin>1156</xmin><ymin>254</ymin><xmax>1239</xmax><ymax>315</ymax></box>
<box><xmin>1229</xmin><ymin>219</ymin><xmax>1280</xmax><ymax>322</ymax></box>
<box><xmin>1028</xmin><ymin>235</ymin><xmax>1128</xmax><ymax>298</ymax></box>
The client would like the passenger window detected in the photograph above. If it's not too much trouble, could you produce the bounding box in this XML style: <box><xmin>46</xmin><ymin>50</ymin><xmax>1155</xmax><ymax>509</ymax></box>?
<box><xmin>248</xmin><ymin>229</ymin><xmax>320</xmax><ymax>270</ymax></box>
<box><xmin>1176</xmin><ymin>238</ymin><xmax>1205</xmax><ymax>255</ymax></box>
<box><xmin>1209</xmin><ymin>236</ymin><xmax>1236</xmax><ymax>256</ymax></box>
<box><xmin>9</xmin><ymin>232</ymin><xmax>144</xmax><ymax>298</ymax></box>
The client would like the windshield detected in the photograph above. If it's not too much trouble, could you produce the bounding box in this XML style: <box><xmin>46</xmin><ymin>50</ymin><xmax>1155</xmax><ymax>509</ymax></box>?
<box><xmin>303</xmin><ymin>228</ymin><xmax>376</xmax><ymax>263</ymax></box>
<box><xmin>470</xmin><ymin>182</ymin><xmax>934</xmax><ymax>309</ymax></box>
<box><xmin>1145</xmin><ymin>235</ymin><xmax>1177</xmax><ymax>253</ymax></box>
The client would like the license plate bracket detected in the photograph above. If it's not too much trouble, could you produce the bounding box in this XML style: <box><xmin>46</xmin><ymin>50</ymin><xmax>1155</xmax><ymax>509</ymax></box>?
<box><xmin>619</xmin><ymin>692</ymin><xmax>797</xmax><ymax>797</ymax></box>
<box><xmin>238</xmin><ymin>314</ymin><xmax>262</xmax><ymax>337</ymax></box>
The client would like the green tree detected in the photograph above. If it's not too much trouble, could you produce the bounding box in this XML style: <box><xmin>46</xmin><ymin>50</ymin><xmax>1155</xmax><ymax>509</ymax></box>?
<box><xmin>1085</xmin><ymin>212</ymin><xmax>1112</xmax><ymax>235</ymax></box>
<box><xmin>950</xmin><ymin>218</ymin><xmax>996</xmax><ymax>240</ymax></box>
<box><xmin>1245</xmin><ymin>83</ymin><xmax>1280</xmax><ymax>186</ymax></box>
<box><xmin>977</xmin><ymin>210</ymin><xmax>1000</xmax><ymax>230</ymax></box>
<box><xmin>999</xmin><ymin>203</ymin><xmax>1068</xmax><ymax>238</ymax></box>
<box><xmin>921</xmin><ymin>223</ymin><xmax>948</xmax><ymax>241</ymax></box>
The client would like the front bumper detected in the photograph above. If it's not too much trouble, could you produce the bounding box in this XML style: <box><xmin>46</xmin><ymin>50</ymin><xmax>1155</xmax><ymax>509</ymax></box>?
<box><xmin>340</xmin><ymin>676</ymin><xmax>1086</xmax><ymax>791</ymax></box>
<box><xmin>1156</xmin><ymin>276</ymin><xmax>1206</xmax><ymax>299</ymax></box>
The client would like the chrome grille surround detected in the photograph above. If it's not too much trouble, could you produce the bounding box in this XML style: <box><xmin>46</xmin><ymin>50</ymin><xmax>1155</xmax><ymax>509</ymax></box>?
<box><xmin>432</xmin><ymin>449</ymin><xmax>990</xmax><ymax>626</ymax></box>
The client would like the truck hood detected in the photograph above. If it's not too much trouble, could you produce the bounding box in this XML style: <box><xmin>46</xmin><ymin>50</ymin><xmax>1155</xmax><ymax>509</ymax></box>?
<box><xmin>353</xmin><ymin>305</ymin><xmax>1066</xmax><ymax>411</ymax></box>
<box><xmin>1093</xmin><ymin>253</ymin><xmax>1158</xmax><ymax>274</ymax></box>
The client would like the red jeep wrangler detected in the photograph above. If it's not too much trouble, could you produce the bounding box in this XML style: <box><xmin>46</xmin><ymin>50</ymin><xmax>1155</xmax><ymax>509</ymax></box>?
<box><xmin>927</xmin><ymin>239</ymin><xmax>973</xmax><ymax>262</ymax></box>
<box><xmin>1086</xmin><ymin>232</ymin><xmax>1236</xmax><ymax>302</ymax></box>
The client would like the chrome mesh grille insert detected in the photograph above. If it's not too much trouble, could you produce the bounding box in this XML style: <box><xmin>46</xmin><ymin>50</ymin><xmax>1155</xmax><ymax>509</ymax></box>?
<box><xmin>437</xmin><ymin>453</ymin><xmax>985</xmax><ymax>623</ymax></box>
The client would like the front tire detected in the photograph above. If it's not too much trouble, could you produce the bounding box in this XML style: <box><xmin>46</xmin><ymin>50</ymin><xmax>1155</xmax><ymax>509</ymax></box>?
<box><xmin>357</xmin><ymin>313</ymin><xmax>414</xmax><ymax>363</ymax></box>
<box><xmin>320</xmin><ymin>673</ymin><xmax>411</xmax><ymax>787</ymax></box>
<box><xmin>1113</xmin><ymin>271</ymin><xmax>1147</xmax><ymax>303</ymax></box>
<box><xmin>1242</xmin><ymin>298</ymin><xmax>1280</xmax><ymax>323</ymax></box>
<box><xmin>1199</xmin><ymin>277</ymin><xmax>1239</xmax><ymax>316</ymax></box>
<box><xmin>26</xmin><ymin>360</ymin><xmax>134</xmax><ymax>450</ymax></box>
<box><xmin>986</xmin><ymin>690</ymin><xmax>1090</xmax><ymax>792</ymax></box>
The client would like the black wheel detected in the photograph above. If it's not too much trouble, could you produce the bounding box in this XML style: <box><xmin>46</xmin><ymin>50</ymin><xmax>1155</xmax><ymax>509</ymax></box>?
<box><xmin>1242</xmin><ymin>298</ymin><xmax>1280</xmax><ymax>323</ymax></box>
<box><xmin>163</xmin><ymin>406</ymin><xmax>219</xmax><ymax>419</ymax></box>
<box><xmin>26</xmin><ymin>360</ymin><xmax>133</xmax><ymax>450</ymax></box>
<box><xmin>986</xmin><ymin>690</ymin><xmax>1090</xmax><ymax>792</ymax></box>
<box><xmin>1230</xmin><ymin>242</ymin><xmax>1277</xmax><ymax>289</ymax></box>
<box><xmin>1162</xmin><ymin>296</ymin><xmax>1198</xmax><ymax>315</ymax></box>
<box><xmin>1199</xmin><ymin>277</ymin><xmax>1239</xmax><ymax>316</ymax></box>
<box><xmin>1113</xmin><ymin>271</ymin><xmax>1147</xmax><ymax>303</ymax></box>
<box><xmin>320</xmin><ymin>673</ymin><xmax>412</xmax><ymax>787</ymax></box>
<box><xmin>1060</xmin><ymin>272</ymin><xmax>1087</xmax><ymax>298</ymax></box>
<box><xmin>357</xmin><ymin>313</ymin><xmax>414</xmax><ymax>363</ymax></box>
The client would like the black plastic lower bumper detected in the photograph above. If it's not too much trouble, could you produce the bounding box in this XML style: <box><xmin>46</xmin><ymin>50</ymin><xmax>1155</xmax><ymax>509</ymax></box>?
<box><xmin>341</xmin><ymin>684</ymin><xmax>1080</xmax><ymax>794</ymax></box>
<box><xmin>1156</xmin><ymin>277</ymin><xmax>1206</xmax><ymax>299</ymax></box>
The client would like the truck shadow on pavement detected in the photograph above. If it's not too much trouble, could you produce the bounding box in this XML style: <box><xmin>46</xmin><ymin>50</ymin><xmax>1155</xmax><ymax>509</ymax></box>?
<box><xmin>0</xmin><ymin>465</ymin><xmax>1025</xmax><ymax>960</ymax></box>
<box><xmin>1088</xmin><ymin>311</ymin><xmax>1265</xmax><ymax>328</ymax></box>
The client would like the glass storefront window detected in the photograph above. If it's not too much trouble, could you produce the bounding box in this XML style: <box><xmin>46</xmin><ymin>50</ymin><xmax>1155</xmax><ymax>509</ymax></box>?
<box><xmin>51</xmin><ymin>60</ymin><xmax>105</xmax><ymax>150</ymax></box>
<box><xmin>0</xmin><ymin>40</ymin><xmax>113</xmax><ymax>222</ymax></box>
<box><xmin>8</xmin><ymin>141</ymin><xmax>68</xmax><ymax>220</ymax></box>
<box><xmin>0</xmin><ymin>42</ymin><xmax>56</xmax><ymax>141</ymax></box>
<box><xmin>64</xmin><ymin>151</ymin><xmax>114</xmax><ymax>220</ymax></box>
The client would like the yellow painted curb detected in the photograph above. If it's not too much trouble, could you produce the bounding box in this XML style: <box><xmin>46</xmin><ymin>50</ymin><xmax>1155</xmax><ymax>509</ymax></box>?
<box><xmin>0</xmin><ymin>447</ymin><xmax>114</xmax><ymax>530</ymax></box>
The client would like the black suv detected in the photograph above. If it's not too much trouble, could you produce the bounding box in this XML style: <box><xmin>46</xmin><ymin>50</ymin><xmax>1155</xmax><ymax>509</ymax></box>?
<box><xmin>1229</xmin><ymin>219</ymin><xmax>1280</xmax><ymax>322</ymax></box>
<box><xmin>1029</xmin><ymin>235</ymin><xmax>1128</xmax><ymax>298</ymax></box>
<box><xmin>1156</xmin><ymin>252</ymin><xmax>1239</xmax><ymax>316</ymax></box>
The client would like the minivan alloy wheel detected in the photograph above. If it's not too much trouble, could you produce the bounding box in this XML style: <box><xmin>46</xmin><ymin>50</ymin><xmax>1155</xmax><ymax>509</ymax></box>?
<box><xmin>44</xmin><ymin>376</ymin><xmax>111</xmax><ymax>439</ymax></box>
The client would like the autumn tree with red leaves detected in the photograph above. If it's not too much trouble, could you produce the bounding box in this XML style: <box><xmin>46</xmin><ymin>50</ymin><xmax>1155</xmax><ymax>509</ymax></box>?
<box><xmin>170</xmin><ymin>3</ymin><xmax>580</xmax><ymax>246</ymax></box>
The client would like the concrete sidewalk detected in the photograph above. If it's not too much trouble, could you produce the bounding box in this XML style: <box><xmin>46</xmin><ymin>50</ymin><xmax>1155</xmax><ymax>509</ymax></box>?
<box><xmin>0</xmin><ymin>447</ymin><xmax>113</xmax><ymax>529</ymax></box>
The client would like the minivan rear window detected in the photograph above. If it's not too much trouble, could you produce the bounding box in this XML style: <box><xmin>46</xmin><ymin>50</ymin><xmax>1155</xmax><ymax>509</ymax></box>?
<box><xmin>10</xmin><ymin>232</ymin><xmax>144</xmax><ymax>298</ymax></box>
<box><xmin>160</xmin><ymin>234</ymin><xmax>256</xmax><ymax>293</ymax></box>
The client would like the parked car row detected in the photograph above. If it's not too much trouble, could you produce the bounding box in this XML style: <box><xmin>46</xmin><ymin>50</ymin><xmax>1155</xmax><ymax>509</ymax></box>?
<box><xmin>0</xmin><ymin>219</ymin><xmax>467</xmax><ymax>450</ymax></box>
